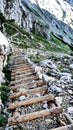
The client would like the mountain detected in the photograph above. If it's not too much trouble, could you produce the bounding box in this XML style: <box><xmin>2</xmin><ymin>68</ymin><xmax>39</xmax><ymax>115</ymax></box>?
<box><xmin>0</xmin><ymin>0</ymin><xmax>73</xmax><ymax>48</ymax></box>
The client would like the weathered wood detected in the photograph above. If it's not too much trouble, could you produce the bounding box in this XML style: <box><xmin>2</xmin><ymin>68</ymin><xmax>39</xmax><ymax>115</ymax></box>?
<box><xmin>57</xmin><ymin>119</ymin><xmax>66</xmax><ymax>126</ymax></box>
<box><xmin>11</xmin><ymin>72</ymin><xmax>36</xmax><ymax>80</ymax></box>
<box><xmin>12</xmin><ymin>64</ymin><xmax>31</xmax><ymax>70</ymax></box>
<box><xmin>12</xmin><ymin>62</ymin><xmax>30</xmax><ymax>67</ymax></box>
<box><xmin>10</xmin><ymin>76</ymin><xmax>38</xmax><ymax>85</ymax></box>
<box><xmin>8</xmin><ymin>107</ymin><xmax>63</xmax><ymax>125</ymax></box>
<box><xmin>11</xmin><ymin>69</ymin><xmax>35</xmax><ymax>76</ymax></box>
<box><xmin>10</xmin><ymin>80</ymin><xmax>44</xmax><ymax>91</ymax></box>
<box><xmin>10</xmin><ymin>86</ymin><xmax>48</xmax><ymax>99</ymax></box>
<box><xmin>64</xmin><ymin>113</ymin><xmax>73</xmax><ymax>124</ymax></box>
<box><xmin>9</xmin><ymin>94</ymin><xmax>55</xmax><ymax>110</ymax></box>
<box><xmin>12</xmin><ymin>67</ymin><xmax>32</xmax><ymax>73</ymax></box>
<box><xmin>50</xmin><ymin>124</ymin><xmax>73</xmax><ymax>130</ymax></box>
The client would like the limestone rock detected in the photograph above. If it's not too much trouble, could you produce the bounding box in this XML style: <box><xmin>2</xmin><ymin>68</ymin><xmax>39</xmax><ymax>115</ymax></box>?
<box><xmin>50</xmin><ymin>85</ymin><xmax>62</xmax><ymax>93</ymax></box>
<box><xmin>40</xmin><ymin>59</ymin><xmax>57</xmax><ymax>69</ymax></box>
<box><xmin>69</xmin><ymin>64</ymin><xmax>73</xmax><ymax>70</ymax></box>
<box><xmin>19</xmin><ymin>95</ymin><xmax>25</xmax><ymax>101</ymax></box>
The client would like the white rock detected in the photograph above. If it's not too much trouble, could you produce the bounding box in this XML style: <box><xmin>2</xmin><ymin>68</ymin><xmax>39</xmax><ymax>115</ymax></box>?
<box><xmin>43</xmin><ymin>103</ymin><xmax>48</xmax><ymax>109</ymax></box>
<box><xmin>67</xmin><ymin>90</ymin><xmax>73</xmax><ymax>94</ymax></box>
<box><xmin>68</xmin><ymin>107</ymin><xmax>73</xmax><ymax>113</ymax></box>
<box><xmin>40</xmin><ymin>59</ymin><xmax>57</xmax><ymax>69</ymax></box>
<box><xmin>42</xmin><ymin>74</ymin><xmax>55</xmax><ymax>83</ymax></box>
<box><xmin>45</xmin><ymin>119</ymin><xmax>53</xmax><ymax>125</ymax></box>
<box><xmin>69</xmin><ymin>64</ymin><xmax>73</xmax><ymax>70</ymax></box>
<box><xmin>55</xmin><ymin>97</ymin><xmax>62</xmax><ymax>106</ymax></box>
<box><xmin>50</xmin><ymin>85</ymin><xmax>62</xmax><ymax>93</ymax></box>
<box><xmin>19</xmin><ymin>96</ymin><xmax>25</xmax><ymax>101</ymax></box>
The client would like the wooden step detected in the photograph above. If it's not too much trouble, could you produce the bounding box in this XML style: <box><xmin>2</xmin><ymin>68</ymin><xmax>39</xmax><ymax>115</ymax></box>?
<box><xmin>11</xmin><ymin>64</ymin><xmax>31</xmax><ymax>70</ymax></box>
<box><xmin>10</xmin><ymin>76</ymin><xmax>38</xmax><ymax>85</ymax></box>
<box><xmin>10</xmin><ymin>86</ymin><xmax>48</xmax><ymax>99</ymax></box>
<box><xmin>51</xmin><ymin>124</ymin><xmax>73</xmax><ymax>130</ymax></box>
<box><xmin>11</xmin><ymin>72</ymin><xmax>36</xmax><ymax>80</ymax></box>
<box><xmin>8</xmin><ymin>107</ymin><xmax>63</xmax><ymax>125</ymax></box>
<box><xmin>10</xmin><ymin>80</ymin><xmax>44</xmax><ymax>91</ymax></box>
<box><xmin>9</xmin><ymin>94</ymin><xmax>55</xmax><ymax>110</ymax></box>
<box><xmin>11</xmin><ymin>66</ymin><xmax>32</xmax><ymax>73</ymax></box>
<box><xmin>11</xmin><ymin>69</ymin><xmax>35</xmax><ymax>76</ymax></box>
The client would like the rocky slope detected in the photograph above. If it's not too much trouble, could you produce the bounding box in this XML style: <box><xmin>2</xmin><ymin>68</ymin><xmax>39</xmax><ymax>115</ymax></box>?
<box><xmin>0</xmin><ymin>0</ymin><xmax>73</xmax><ymax>47</ymax></box>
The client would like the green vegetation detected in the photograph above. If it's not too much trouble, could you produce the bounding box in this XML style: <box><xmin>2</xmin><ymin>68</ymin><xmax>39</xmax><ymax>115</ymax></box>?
<box><xmin>29</xmin><ymin>54</ymin><xmax>45</xmax><ymax>63</ymax></box>
<box><xmin>0</xmin><ymin>84</ymin><xmax>9</xmax><ymax>103</ymax></box>
<box><xmin>0</xmin><ymin>114</ymin><xmax>7</xmax><ymax>126</ymax></box>
<box><xmin>0</xmin><ymin>13</ymin><xmax>71</xmax><ymax>53</ymax></box>
<box><xmin>50</xmin><ymin>34</ymin><xmax>71</xmax><ymax>52</ymax></box>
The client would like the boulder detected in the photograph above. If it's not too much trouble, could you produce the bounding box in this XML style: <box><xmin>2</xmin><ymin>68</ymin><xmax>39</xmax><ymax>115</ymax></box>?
<box><xmin>40</xmin><ymin>59</ymin><xmax>57</xmax><ymax>69</ymax></box>
<box><xmin>69</xmin><ymin>64</ymin><xmax>73</xmax><ymax>70</ymax></box>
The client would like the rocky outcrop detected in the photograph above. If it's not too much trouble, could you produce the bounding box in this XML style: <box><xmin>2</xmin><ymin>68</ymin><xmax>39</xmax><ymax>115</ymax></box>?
<box><xmin>0</xmin><ymin>0</ymin><xmax>73</xmax><ymax>47</ymax></box>
<box><xmin>0</xmin><ymin>31</ymin><xmax>9</xmax><ymax>85</ymax></box>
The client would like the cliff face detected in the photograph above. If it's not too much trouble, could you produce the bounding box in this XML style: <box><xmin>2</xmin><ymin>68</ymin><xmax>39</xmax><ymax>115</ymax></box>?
<box><xmin>0</xmin><ymin>0</ymin><xmax>73</xmax><ymax>47</ymax></box>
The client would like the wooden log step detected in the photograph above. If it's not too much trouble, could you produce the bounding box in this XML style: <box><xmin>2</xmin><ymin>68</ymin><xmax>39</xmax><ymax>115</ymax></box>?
<box><xmin>11</xmin><ymin>64</ymin><xmax>31</xmax><ymax>70</ymax></box>
<box><xmin>12</xmin><ymin>62</ymin><xmax>31</xmax><ymax>68</ymax></box>
<box><xmin>8</xmin><ymin>107</ymin><xmax>63</xmax><ymax>125</ymax></box>
<box><xmin>11</xmin><ymin>69</ymin><xmax>35</xmax><ymax>76</ymax></box>
<box><xmin>10</xmin><ymin>86</ymin><xmax>48</xmax><ymax>99</ymax></box>
<box><xmin>10</xmin><ymin>80</ymin><xmax>44</xmax><ymax>91</ymax></box>
<box><xmin>9</xmin><ymin>94</ymin><xmax>55</xmax><ymax>110</ymax></box>
<box><xmin>12</xmin><ymin>62</ymin><xmax>29</xmax><ymax>66</ymax></box>
<box><xmin>10</xmin><ymin>76</ymin><xmax>38</xmax><ymax>85</ymax></box>
<box><xmin>50</xmin><ymin>124</ymin><xmax>73</xmax><ymax>130</ymax></box>
<box><xmin>11</xmin><ymin>66</ymin><xmax>32</xmax><ymax>73</ymax></box>
<box><xmin>11</xmin><ymin>72</ymin><xmax>36</xmax><ymax>80</ymax></box>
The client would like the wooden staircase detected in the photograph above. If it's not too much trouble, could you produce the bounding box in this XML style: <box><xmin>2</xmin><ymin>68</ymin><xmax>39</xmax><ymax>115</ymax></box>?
<box><xmin>7</xmin><ymin>53</ymin><xmax>73</xmax><ymax>130</ymax></box>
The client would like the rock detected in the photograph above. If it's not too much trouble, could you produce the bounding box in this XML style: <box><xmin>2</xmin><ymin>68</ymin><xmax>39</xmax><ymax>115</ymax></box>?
<box><xmin>43</xmin><ymin>103</ymin><xmax>48</xmax><ymax>109</ymax></box>
<box><xmin>19</xmin><ymin>95</ymin><xmax>25</xmax><ymax>101</ymax></box>
<box><xmin>42</xmin><ymin>74</ymin><xmax>55</xmax><ymax>83</ymax></box>
<box><xmin>67</xmin><ymin>90</ymin><xmax>73</xmax><ymax>94</ymax></box>
<box><xmin>69</xmin><ymin>64</ymin><xmax>73</xmax><ymax>70</ymax></box>
<box><xmin>13</xmin><ymin>111</ymin><xmax>20</xmax><ymax>118</ymax></box>
<box><xmin>45</xmin><ymin>119</ymin><xmax>53</xmax><ymax>125</ymax></box>
<box><xmin>50</xmin><ymin>85</ymin><xmax>62</xmax><ymax>93</ymax></box>
<box><xmin>68</xmin><ymin>107</ymin><xmax>73</xmax><ymax>113</ymax></box>
<box><xmin>40</xmin><ymin>59</ymin><xmax>57</xmax><ymax>69</ymax></box>
<box><xmin>55</xmin><ymin>97</ymin><xmax>62</xmax><ymax>106</ymax></box>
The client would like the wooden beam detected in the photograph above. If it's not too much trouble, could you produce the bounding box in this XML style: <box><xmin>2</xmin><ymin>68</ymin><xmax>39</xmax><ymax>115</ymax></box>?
<box><xmin>9</xmin><ymin>94</ymin><xmax>55</xmax><ymax>110</ymax></box>
<box><xmin>11</xmin><ymin>72</ymin><xmax>36</xmax><ymax>80</ymax></box>
<box><xmin>12</xmin><ymin>67</ymin><xmax>32</xmax><ymax>73</ymax></box>
<box><xmin>11</xmin><ymin>69</ymin><xmax>35</xmax><ymax>76</ymax></box>
<box><xmin>10</xmin><ymin>86</ymin><xmax>48</xmax><ymax>99</ymax></box>
<box><xmin>10</xmin><ymin>76</ymin><xmax>38</xmax><ymax>85</ymax></box>
<box><xmin>8</xmin><ymin>107</ymin><xmax>63</xmax><ymax>125</ymax></box>
<box><xmin>10</xmin><ymin>80</ymin><xmax>44</xmax><ymax>91</ymax></box>
<box><xmin>50</xmin><ymin>124</ymin><xmax>73</xmax><ymax>130</ymax></box>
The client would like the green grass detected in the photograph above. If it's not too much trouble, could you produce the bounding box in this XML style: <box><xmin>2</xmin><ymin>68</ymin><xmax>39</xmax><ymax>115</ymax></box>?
<box><xmin>29</xmin><ymin>54</ymin><xmax>45</xmax><ymax>63</ymax></box>
<box><xmin>50</xmin><ymin>34</ymin><xmax>71</xmax><ymax>52</ymax></box>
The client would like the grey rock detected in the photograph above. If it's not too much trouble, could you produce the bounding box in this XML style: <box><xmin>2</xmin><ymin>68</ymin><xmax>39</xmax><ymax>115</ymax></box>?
<box><xmin>19</xmin><ymin>96</ymin><xmax>25</xmax><ymax>101</ymax></box>
<box><xmin>69</xmin><ymin>64</ymin><xmax>73</xmax><ymax>70</ymax></box>
<box><xmin>45</xmin><ymin>119</ymin><xmax>53</xmax><ymax>125</ymax></box>
<box><xmin>50</xmin><ymin>85</ymin><xmax>62</xmax><ymax>93</ymax></box>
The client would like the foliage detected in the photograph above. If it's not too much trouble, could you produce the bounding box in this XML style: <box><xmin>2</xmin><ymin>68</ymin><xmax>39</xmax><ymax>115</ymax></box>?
<box><xmin>0</xmin><ymin>114</ymin><xmax>7</xmax><ymax>126</ymax></box>
<box><xmin>29</xmin><ymin>54</ymin><xmax>44</xmax><ymax>63</ymax></box>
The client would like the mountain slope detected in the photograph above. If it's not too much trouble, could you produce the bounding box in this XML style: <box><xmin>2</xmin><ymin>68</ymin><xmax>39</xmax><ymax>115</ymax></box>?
<box><xmin>0</xmin><ymin>0</ymin><xmax>73</xmax><ymax>48</ymax></box>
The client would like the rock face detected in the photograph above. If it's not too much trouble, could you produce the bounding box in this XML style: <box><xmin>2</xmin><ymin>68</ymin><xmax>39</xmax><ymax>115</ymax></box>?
<box><xmin>0</xmin><ymin>0</ymin><xmax>73</xmax><ymax>46</ymax></box>
<box><xmin>0</xmin><ymin>31</ymin><xmax>9</xmax><ymax>85</ymax></box>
